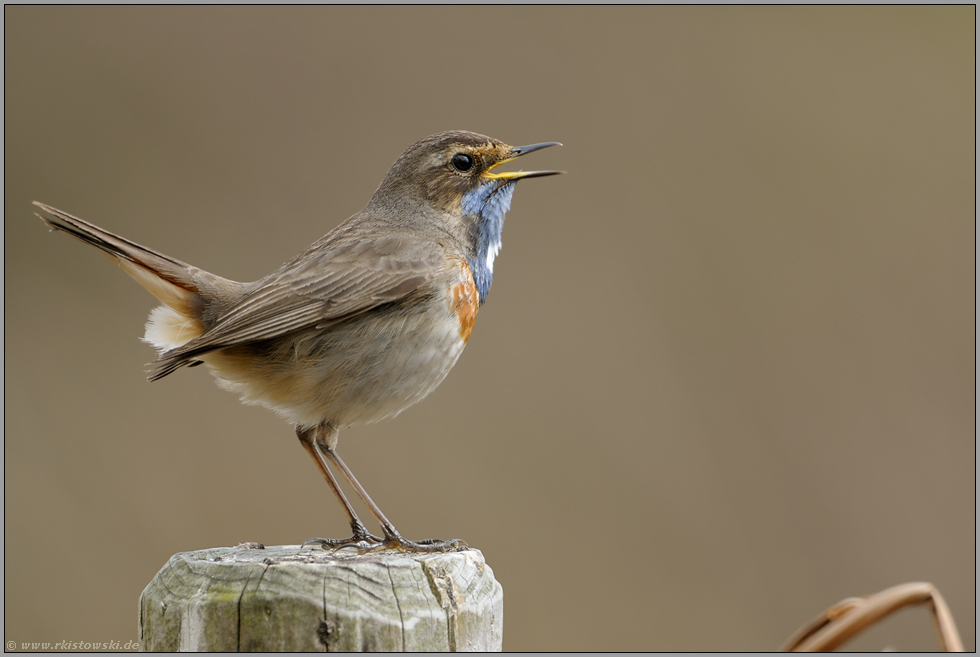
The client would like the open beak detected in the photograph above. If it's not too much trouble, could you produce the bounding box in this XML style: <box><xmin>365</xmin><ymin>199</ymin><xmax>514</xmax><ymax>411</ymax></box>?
<box><xmin>484</xmin><ymin>141</ymin><xmax>565</xmax><ymax>180</ymax></box>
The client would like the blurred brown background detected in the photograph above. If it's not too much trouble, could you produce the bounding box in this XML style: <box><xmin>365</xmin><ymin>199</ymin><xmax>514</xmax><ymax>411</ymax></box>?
<box><xmin>4</xmin><ymin>6</ymin><xmax>974</xmax><ymax>652</ymax></box>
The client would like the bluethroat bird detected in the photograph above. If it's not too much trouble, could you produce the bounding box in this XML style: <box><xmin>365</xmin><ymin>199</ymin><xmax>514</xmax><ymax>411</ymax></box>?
<box><xmin>35</xmin><ymin>131</ymin><xmax>562</xmax><ymax>552</ymax></box>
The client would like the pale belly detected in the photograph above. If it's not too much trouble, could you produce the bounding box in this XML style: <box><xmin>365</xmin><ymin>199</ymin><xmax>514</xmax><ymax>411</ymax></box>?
<box><xmin>200</xmin><ymin>295</ymin><xmax>469</xmax><ymax>430</ymax></box>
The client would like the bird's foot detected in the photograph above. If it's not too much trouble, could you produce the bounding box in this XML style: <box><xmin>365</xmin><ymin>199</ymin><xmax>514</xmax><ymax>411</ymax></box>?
<box><xmin>366</xmin><ymin>532</ymin><xmax>468</xmax><ymax>553</ymax></box>
<box><xmin>302</xmin><ymin>533</ymin><xmax>467</xmax><ymax>553</ymax></box>
<box><xmin>303</xmin><ymin>524</ymin><xmax>384</xmax><ymax>551</ymax></box>
<box><xmin>302</xmin><ymin>535</ymin><xmax>380</xmax><ymax>550</ymax></box>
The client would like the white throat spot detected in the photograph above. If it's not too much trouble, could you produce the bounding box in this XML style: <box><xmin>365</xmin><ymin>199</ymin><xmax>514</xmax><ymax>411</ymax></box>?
<box><xmin>485</xmin><ymin>240</ymin><xmax>501</xmax><ymax>274</ymax></box>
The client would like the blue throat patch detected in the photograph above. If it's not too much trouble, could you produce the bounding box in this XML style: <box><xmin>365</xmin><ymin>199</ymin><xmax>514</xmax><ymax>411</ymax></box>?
<box><xmin>461</xmin><ymin>181</ymin><xmax>516</xmax><ymax>304</ymax></box>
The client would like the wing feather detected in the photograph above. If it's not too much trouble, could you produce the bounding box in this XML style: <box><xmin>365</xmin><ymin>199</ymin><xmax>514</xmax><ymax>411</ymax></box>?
<box><xmin>149</xmin><ymin>229</ymin><xmax>445</xmax><ymax>379</ymax></box>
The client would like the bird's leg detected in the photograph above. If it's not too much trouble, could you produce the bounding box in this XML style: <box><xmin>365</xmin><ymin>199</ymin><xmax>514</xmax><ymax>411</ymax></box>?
<box><xmin>321</xmin><ymin>446</ymin><xmax>466</xmax><ymax>553</ymax></box>
<box><xmin>296</xmin><ymin>425</ymin><xmax>382</xmax><ymax>549</ymax></box>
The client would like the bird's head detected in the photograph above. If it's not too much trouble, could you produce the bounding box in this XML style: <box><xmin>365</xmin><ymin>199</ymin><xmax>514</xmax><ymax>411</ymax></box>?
<box><xmin>369</xmin><ymin>130</ymin><xmax>563</xmax><ymax>303</ymax></box>
<box><xmin>370</xmin><ymin>130</ymin><xmax>562</xmax><ymax>212</ymax></box>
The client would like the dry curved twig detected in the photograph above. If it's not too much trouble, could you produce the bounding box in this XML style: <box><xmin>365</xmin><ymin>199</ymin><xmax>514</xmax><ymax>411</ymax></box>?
<box><xmin>780</xmin><ymin>582</ymin><xmax>963</xmax><ymax>652</ymax></box>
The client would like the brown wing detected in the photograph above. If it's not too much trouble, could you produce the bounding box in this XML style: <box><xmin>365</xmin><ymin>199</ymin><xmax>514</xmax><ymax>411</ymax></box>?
<box><xmin>149</xmin><ymin>231</ymin><xmax>445</xmax><ymax>380</ymax></box>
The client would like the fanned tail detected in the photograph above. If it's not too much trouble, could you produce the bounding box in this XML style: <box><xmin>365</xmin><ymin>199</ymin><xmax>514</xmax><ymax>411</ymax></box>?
<box><xmin>34</xmin><ymin>201</ymin><xmax>237</xmax><ymax>380</ymax></box>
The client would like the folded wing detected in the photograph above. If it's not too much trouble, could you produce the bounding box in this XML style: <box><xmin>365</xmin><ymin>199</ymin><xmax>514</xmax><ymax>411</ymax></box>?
<box><xmin>150</xmin><ymin>230</ymin><xmax>443</xmax><ymax>380</ymax></box>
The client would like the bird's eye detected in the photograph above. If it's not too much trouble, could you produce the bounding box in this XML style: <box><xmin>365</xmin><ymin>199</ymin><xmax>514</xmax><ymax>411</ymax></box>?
<box><xmin>451</xmin><ymin>153</ymin><xmax>474</xmax><ymax>173</ymax></box>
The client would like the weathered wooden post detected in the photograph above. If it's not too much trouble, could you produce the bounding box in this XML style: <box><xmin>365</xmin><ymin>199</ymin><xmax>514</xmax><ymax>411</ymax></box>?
<box><xmin>139</xmin><ymin>545</ymin><xmax>502</xmax><ymax>651</ymax></box>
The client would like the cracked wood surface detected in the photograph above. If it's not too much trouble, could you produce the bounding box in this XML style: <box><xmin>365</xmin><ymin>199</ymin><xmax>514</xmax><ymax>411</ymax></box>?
<box><xmin>139</xmin><ymin>545</ymin><xmax>502</xmax><ymax>652</ymax></box>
